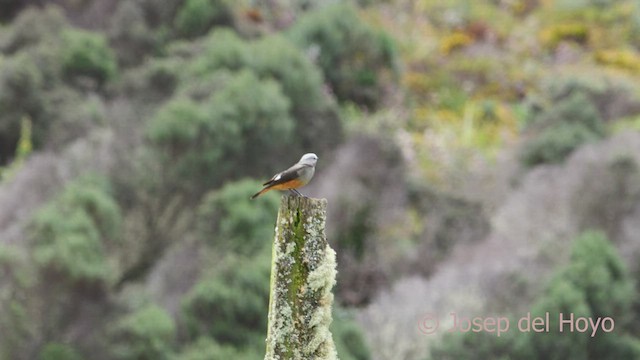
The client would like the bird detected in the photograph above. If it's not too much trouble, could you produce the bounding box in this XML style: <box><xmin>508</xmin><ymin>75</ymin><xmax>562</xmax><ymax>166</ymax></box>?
<box><xmin>251</xmin><ymin>153</ymin><xmax>318</xmax><ymax>199</ymax></box>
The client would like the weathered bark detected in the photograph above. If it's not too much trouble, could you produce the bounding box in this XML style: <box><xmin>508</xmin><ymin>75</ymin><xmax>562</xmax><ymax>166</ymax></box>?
<box><xmin>264</xmin><ymin>195</ymin><xmax>338</xmax><ymax>360</ymax></box>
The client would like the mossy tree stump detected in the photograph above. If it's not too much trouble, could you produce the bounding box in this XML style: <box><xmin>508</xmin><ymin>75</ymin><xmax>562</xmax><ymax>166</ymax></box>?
<box><xmin>264</xmin><ymin>195</ymin><xmax>338</xmax><ymax>360</ymax></box>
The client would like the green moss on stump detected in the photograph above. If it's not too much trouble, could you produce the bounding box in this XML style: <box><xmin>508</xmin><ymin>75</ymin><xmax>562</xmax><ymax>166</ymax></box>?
<box><xmin>265</xmin><ymin>195</ymin><xmax>338</xmax><ymax>360</ymax></box>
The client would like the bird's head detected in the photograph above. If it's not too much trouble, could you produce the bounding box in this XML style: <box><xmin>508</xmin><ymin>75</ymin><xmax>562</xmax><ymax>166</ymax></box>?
<box><xmin>299</xmin><ymin>153</ymin><xmax>318</xmax><ymax>166</ymax></box>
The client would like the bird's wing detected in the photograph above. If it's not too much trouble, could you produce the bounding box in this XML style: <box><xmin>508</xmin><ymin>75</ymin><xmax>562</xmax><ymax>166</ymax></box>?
<box><xmin>263</xmin><ymin>163</ymin><xmax>310</xmax><ymax>186</ymax></box>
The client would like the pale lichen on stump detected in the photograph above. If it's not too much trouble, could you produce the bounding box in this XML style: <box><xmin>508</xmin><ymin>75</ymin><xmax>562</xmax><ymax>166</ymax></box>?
<box><xmin>264</xmin><ymin>195</ymin><xmax>338</xmax><ymax>360</ymax></box>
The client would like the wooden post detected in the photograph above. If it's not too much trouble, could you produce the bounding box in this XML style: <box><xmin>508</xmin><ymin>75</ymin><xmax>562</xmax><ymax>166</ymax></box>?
<box><xmin>264</xmin><ymin>195</ymin><xmax>338</xmax><ymax>360</ymax></box>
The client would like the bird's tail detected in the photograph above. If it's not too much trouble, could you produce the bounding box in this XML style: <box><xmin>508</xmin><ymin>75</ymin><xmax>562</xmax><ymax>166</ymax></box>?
<box><xmin>250</xmin><ymin>187</ymin><xmax>271</xmax><ymax>199</ymax></box>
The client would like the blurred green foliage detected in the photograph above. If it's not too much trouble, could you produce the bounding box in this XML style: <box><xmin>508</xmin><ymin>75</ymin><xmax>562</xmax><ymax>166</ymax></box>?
<box><xmin>39</xmin><ymin>343</ymin><xmax>83</xmax><ymax>360</ymax></box>
<box><xmin>0</xmin><ymin>6</ymin><xmax>114</xmax><ymax>165</ymax></box>
<box><xmin>0</xmin><ymin>245</ymin><xmax>36</xmax><ymax>359</ymax></box>
<box><xmin>335</xmin><ymin>203</ymin><xmax>372</xmax><ymax>259</ymax></box>
<box><xmin>289</xmin><ymin>3</ymin><xmax>397</xmax><ymax>108</ymax></box>
<box><xmin>521</xmin><ymin>92</ymin><xmax>605</xmax><ymax>166</ymax></box>
<box><xmin>197</xmin><ymin>179</ymin><xmax>279</xmax><ymax>255</ymax></box>
<box><xmin>431</xmin><ymin>329</ymin><xmax>516</xmax><ymax>360</ymax></box>
<box><xmin>0</xmin><ymin>6</ymin><xmax>66</xmax><ymax>53</ymax></box>
<box><xmin>573</xmin><ymin>155</ymin><xmax>640</xmax><ymax>239</ymax></box>
<box><xmin>30</xmin><ymin>176</ymin><xmax>122</xmax><ymax>286</ymax></box>
<box><xmin>61</xmin><ymin>29</ymin><xmax>117</xmax><ymax>87</ymax></box>
<box><xmin>520</xmin><ymin>121</ymin><xmax>601</xmax><ymax>166</ymax></box>
<box><xmin>432</xmin><ymin>231</ymin><xmax>640</xmax><ymax>360</ymax></box>
<box><xmin>332</xmin><ymin>310</ymin><xmax>371</xmax><ymax>360</ymax></box>
<box><xmin>109</xmin><ymin>304</ymin><xmax>176</xmax><ymax>360</ymax></box>
<box><xmin>516</xmin><ymin>231</ymin><xmax>640</xmax><ymax>359</ymax></box>
<box><xmin>175</xmin><ymin>337</ymin><xmax>261</xmax><ymax>360</ymax></box>
<box><xmin>0</xmin><ymin>55</ymin><xmax>43</xmax><ymax>162</ymax></box>
<box><xmin>148</xmin><ymin>70</ymin><xmax>293</xmax><ymax>192</ymax></box>
<box><xmin>174</xmin><ymin>0</ymin><xmax>234</xmax><ymax>38</ymax></box>
<box><xmin>250</xmin><ymin>35</ymin><xmax>331</xmax><ymax>121</ymax></box>
<box><xmin>186</xmin><ymin>29</ymin><xmax>250</xmax><ymax>73</ymax></box>
<box><xmin>180</xmin><ymin>249</ymin><xmax>371</xmax><ymax>360</ymax></box>
<box><xmin>146</xmin><ymin>28</ymin><xmax>342</xmax><ymax>193</ymax></box>
<box><xmin>181</xmin><ymin>249</ymin><xmax>271</xmax><ymax>350</ymax></box>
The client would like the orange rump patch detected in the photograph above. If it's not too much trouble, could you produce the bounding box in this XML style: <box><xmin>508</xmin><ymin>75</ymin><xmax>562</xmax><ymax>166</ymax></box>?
<box><xmin>269</xmin><ymin>178</ymin><xmax>304</xmax><ymax>190</ymax></box>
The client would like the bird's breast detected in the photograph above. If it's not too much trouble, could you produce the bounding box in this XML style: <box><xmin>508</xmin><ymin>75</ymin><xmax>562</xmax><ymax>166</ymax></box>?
<box><xmin>297</xmin><ymin>166</ymin><xmax>315</xmax><ymax>184</ymax></box>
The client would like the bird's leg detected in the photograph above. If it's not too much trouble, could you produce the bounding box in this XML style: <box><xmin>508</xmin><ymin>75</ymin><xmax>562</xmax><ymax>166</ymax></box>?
<box><xmin>292</xmin><ymin>189</ymin><xmax>307</xmax><ymax>198</ymax></box>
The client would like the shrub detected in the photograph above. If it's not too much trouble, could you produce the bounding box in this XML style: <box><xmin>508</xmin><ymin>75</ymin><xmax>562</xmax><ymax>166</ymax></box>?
<box><xmin>186</xmin><ymin>31</ymin><xmax>341</xmax><ymax>150</ymax></box>
<box><xmin>537</xmin><ymin>73</ymin><xmax>640</xmax><ymax>122</ymax></box>
<box><xmin>0</xmin><ymin>245</ymin><xmax>36</xmax><ymax>358</ymax></box>
<box><xmin>334</xmin><ymin>203</ymin><xmax>372</xmax><ymax>259</ymax></box>
<box><xmin>440</xmin><ymin>32</ymin><xmax>474</xmax><ymax>54</ymax></box>
<box><xmin>0</xmin><ymin>35</ymin><xmax>116</xmax><ymax>157</ymax></box>
<box><xmin>252</xmin><ymin>35</ymin><xmax>327</xmax><ymax>113</ymax></box>
<box><xmin>181</xmin><ymin>249</ymin><xmax>270</xmax><ymax>348</ymax></box>
<box><xmin>572</xmin><ymin>155</ymin><xmax>640</xmax><ymax>239</ymax></box>
<box><xmin>148</xmin><ymin>70</ymin><xmax>293</xmax><ymax>191</ymax></box>
<box><xmin>47</xmin><ymin>92</ymin><xmax>108</xmax><ymax>148</ymax></box>
<box><xmin>0</xmin><ymin>5</ymin><xmax>67</xmax><ymax>53</ymax></box>
<box><xmin>533</xmin><ymin>91</ymin><xmax>604</xmax><ymax>132</ymax></box>
<box><xmin>175</xmin><ymin>337</ymin><xmax>261</xmax><ymax>360</ymax></box>
<box><xmin>521</xmin><ymin>122</ymin><xmax>602</xmax><ymax>166</ymax></box>
<box><xmin>521</xmin><ymin>72</ymin><xmax>640</xmax><ymax>167</ymax></box>
<box><xmin>145</xmin><ymin>58</ymin><xmax>182</xmax><ymax>95</ymax></box>
<box><xmin>147</xmin><ymin>31</ymin><xmax>343</xmax><ymax>194</ymax></box>
<box><xmin>515</xmin><ymin>231</ymin><xmax>640</xmax><ymax>360</ymax></box>
<box><xmin>109</xmin><ymin>1</ymin><xmax>159</xmax><ymax>66</ymax></box>
<box><xmin>540</xmin><ymin>22</ymin><xmax>589</xmax><ymax>49</ymax></box>
<box><xmin>0</xmin><ymin>54</ymin><xmax>44</xmax><ymax>164</ymax></box>
<box><xmin>29</xmin><ymin>176</ymin><xmax>122</xmax><ymax>285</ymax></box>
<box><xmin>289</xmin><ymin>3</ymin><xmax>398</xmax><ymax>108</ymax></box>
<box><xmin>0</xmin><ymin>43</ymin><xmax>97</xmax><ymax>160</ymax></box>
<box><xmin>251</xmin><ymin>34</ymin><xmax>343</xmax><ymax>154</ymax></box>
<box><xmin>135</xmin><ymin>0</ymin><xmax>185</xmax><ymax>28</ymax></box>
<box><xmin>0</xmin><ymin>33</ymin><xmax>108</xmax><ymax>161</ymax></box>
<box><xmin>61</xmin><ymin>29</ymin><xmax>117</xmax><ymax>87</ymax></box>
<box><xmin>207</xmin><ymin>69</ymin><xmax>293</xmax><ymax>162</ymax></box>
<box><xmin>521</xmin><ymin>92</ymin><xmax>605</xmax><ymax>166</ymax></box>
<box><xmin>39</xmin><ymin>343</ymin><xmax>83</xmax><ymax>360</ymax></box>
<box><xmin>408</xmin><ymin>182</ymin><xmax>490</xmax><ymax>275</ymax></box>
<box><xmin>595</xmin><ymin>49</ymin><xmax>640</xmax><ymax>73</ymax></box>
<box><xmin>431</xmin><ymin>231</ymin><xmax>640</xmax><ymax>360</ymax></box>
<box><xmin>187</xmin><ymin>29</ymin><xmax>251</xmax><ymax>75</ymax></box>
<box><xmin>431</xmin><ymin>328</ymin><xmax>517</xmax><ymax>360</ymax></box>
<box><xmin>0</xmin><ymin>53</ymin><xmax>44</xmax><ymax>100</ymax></box>
<box><xmin>153</xmin><ymin>30</ymin><xmax>343</xmax><ymax>169</ymax></box>
<box><xmin>110</xmin><ymin>304</ymin><xmax>176</xmax><ymax>360</ymax></box>
<box><xmin>562</xmin><ymin>231</ymin><xmax>634</xmax><ymax>323</ymax></box>
<box><xmin>197</xmin><ymin>179</ymin><xmax>279</xmax><ymax>255</ymax></box>
<box><xmin>147</xmin><ymin>96</ymin><xmax>209</xmax><ymax>146</ymax></box>
<box><xmin>174</xmin><ymin>0</ymin><xmax>234</xmax><ymax>38</ymax></box>
<box><xmin>32</xmin><ymin>210</ymin><xmax>108</xmax><ymax>283</ymax></box>
<box><xmin>63</xmin><ymin>177</ymin><xmax>123</xmax><ymax>240</ymax></box>
<box><xmin>332</xmin><ymin>310</ymin><xmax>371</xmax><ymax>360</ymax></box>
